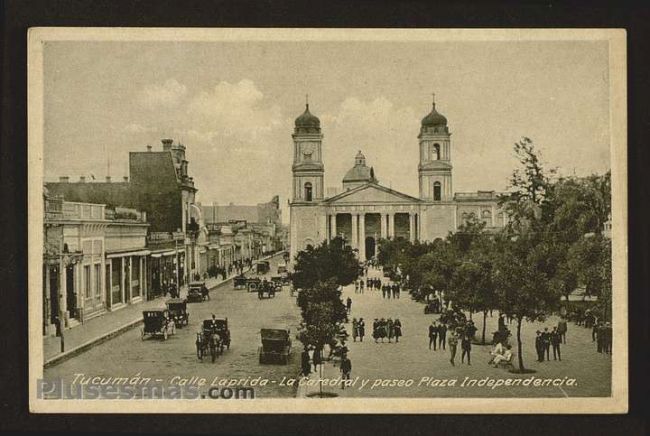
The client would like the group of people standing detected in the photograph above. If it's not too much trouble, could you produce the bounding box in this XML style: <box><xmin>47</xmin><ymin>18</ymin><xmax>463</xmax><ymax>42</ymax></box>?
<box><xmin>535</xmin><ymin>325</ymin><xmax>564</xmax><ymax>362</ymax></box>
<box><xmin>372</xmin><ymin>318</ymin><xmax>403</xmax><ymax>343</ymax></box>
<box><xmin>351</xmin><ymin>318</ymin><xmax>365</xmax><ymax>342</ymax></box>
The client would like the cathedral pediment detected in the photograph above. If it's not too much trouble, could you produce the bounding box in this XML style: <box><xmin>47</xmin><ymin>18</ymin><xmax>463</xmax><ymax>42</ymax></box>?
<box><xmin>324</xmin><ymin>183</ymin><xmax>422</xmax><ymax>205</ymax></box>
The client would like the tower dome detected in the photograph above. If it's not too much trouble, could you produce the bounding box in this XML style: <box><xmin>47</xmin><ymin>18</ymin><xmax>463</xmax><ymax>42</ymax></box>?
<box><xmin>421</xmin><ymin>100</ymin><xmax>447</xmax><ymax>128</ymax></box>
<box><xmin>294</xmin><ymin>103</ymin><xmax>321</xmax><ymax>133</ymax></box>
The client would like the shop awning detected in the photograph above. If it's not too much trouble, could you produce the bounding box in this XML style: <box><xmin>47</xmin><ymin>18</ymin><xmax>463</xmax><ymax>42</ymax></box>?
<box><xmin>106</xmin><ymin>249</ymin><xmax>151</xmax><ymax>259</ymax></box>
<box><xmin>150</xmin><ymin>248</ymin><xmax>185</xmax><ymax>258</ymax></box>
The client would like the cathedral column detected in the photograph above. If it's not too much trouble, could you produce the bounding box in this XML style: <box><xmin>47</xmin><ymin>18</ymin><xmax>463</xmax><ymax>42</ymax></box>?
<box><xmin>409</xmin><ymin>213</ymin><xmax>416</xmax><ymax>242</ymax></box>
<box><xmin>330</xmin><ymin>214</ymin><xmax>337</xmax><ymax>240</ymax></box>
<box><xmin>351</xmin><ymin>213</ymin><xmax>358</xmax><ymax>251</ymax></box>
<box><xmin>380</xmin><ymin>213</ymin><xmax>387</xmax><ymax>239</ymax></box>
<box><xmin>388</xmin><ymin>213</ymin><xmax>395</xmax><ymax>239</ymax></box>
<box><xmin>358</xmin><ymin>213</ymin><xmax>366</xmax><ymax>261</ymax></box>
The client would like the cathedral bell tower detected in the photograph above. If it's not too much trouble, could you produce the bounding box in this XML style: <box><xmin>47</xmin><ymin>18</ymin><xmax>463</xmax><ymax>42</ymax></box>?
<box><xmin>292</xmin><ymin>99</ymin><xmax>324</xmax><ymax>203</ymax></box>
<box><xmin>418</xmin><ymin>94</ymin><xmax>452</xmax><ymax>202</ymax></box>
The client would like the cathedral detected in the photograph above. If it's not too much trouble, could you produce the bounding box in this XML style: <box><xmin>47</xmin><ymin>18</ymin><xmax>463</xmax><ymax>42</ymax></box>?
<box><xmin>289</xmin><ymin>97</ymin><xmax>507</xmax><ymax>262</ymax></box>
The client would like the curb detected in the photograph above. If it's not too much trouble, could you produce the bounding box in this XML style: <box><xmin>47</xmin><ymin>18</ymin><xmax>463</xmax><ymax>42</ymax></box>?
<box><xmin>44</xmin><ymin>318</ymin><xmax>144</xmax><ymax>368</ymax></box>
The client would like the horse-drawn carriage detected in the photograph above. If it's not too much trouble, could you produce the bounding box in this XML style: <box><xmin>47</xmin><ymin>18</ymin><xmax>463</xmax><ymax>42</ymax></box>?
<box><xmin>187</xmin><ymin>281</ymin><xmax>210</xmax><ymax>302</ymax></box>
<box><xmin>233</xmin><ymin>274</ymin><xmax>248</xmax><ymax>290</ymax></box>
<box><xmin>258</xmin><ymin>328</ymin><xmax>291</xmax><ymax>364</ymax></box>
<box><xmin>255</xmin><ymin>260</ymin><xmax>270</xmax><ymax>275</ymax></box>
<box><xmin>196</xmin><ymin>318</ymin><xmax>231</xmax><ymax>362</ymax></box>
<box><xmin>141</xmin><ymin>309</ymin><xmax>176</xmax><ymax>340</ymax></box>
<box><xmin>257</xmin><ymin>280</ymin><xmax>279</xmax><ymax>299</ymax></box>
<box><xmin>166</xmin><ymin>298</ymin><xmax>189</xmax><ymax>327</ymax></box>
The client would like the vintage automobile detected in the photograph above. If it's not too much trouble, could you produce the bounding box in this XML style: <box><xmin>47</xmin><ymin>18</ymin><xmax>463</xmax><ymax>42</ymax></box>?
<box><xmin>141</xmin><ymin>309</ymin><xmax>176</xmax><ymax>340</ymax></box>
<box><xmin>246</xmin><ymin>277</ymin><xmax>261</xmax><ymax>293</ymax></box>
<box><xmin>166</xmin><ymin>298</ymin><xmax>189</xmax><ymax>327</ymax></box>
<box><xmin>256</xmin><ymin>261</ymin><xmax>270</xmax><ymax>275</ymax></box>
<box><xmin>233</xmin><ymin>274</ymin><xmax>248</xmax><ymax>290</ymax></box>
<box><xmin>196</xmin><ymin>319</ymin><xmax>225</xmax><ymax>362</ymax></box>
<box><xmin>187</xmin><ymin>281</ymin><xmax>209</xmax><ymax>302</ymax></box>
<box><xmin>270</xmin><ymin>276</ymin><xmax>284</xmax><ymax>289</ymax></box>
<box><xmin>258</xmin><ymin>328</ymin><xmax>291</xmax><ymax>364</ymax></box>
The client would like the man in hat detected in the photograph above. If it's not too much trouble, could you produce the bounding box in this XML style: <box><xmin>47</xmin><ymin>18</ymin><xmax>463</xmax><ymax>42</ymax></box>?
<box><xmin>535</xmin><ymin>330</ymin><xmax>545</xmax><ymax>362</ymax></box>
<box><xmin>429</xmin><ymin>321</ymin><xmax>438</xmax><ymax>350</ymax></box>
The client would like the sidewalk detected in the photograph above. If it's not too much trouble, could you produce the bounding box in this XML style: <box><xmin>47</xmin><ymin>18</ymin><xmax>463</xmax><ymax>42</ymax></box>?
<box><xmin>44</xmin><ymin>253</ymin><xmax>281</xmax><ymax>367</ymax></box>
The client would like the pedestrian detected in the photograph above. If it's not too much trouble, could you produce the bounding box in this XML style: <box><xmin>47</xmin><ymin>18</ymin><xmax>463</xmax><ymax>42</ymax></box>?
<box><xmin>551</xmin><ymin>327</ymin><xmax>562</xmax><ymax>361</ymax></box>
<box><xmin>312</xmin><ymin>347</ymin><xmax>322</xmax><ymax>372</ymax></box>
<box><xmin>438</xmin><ymin>323</ymin><xmax>447</xmax><ymax>350</ymax></box>
<box><xmin>448</xmin><ymin>329</ymin><xmax>459</xmax><ymax>366</ymax></box>
<box><xmin>461</xmin><ymin>333</ymin><xmax>472</xmax><ymax>365</ymax></box>
<box><xmin>358</xmin><ymin>318</ymin><xmax>365</xmax><ymax>342</ymax></box>
<box><xmin>359</xmin><ymin>279</ymin><xmax>365</xmax><ymax>294</ymax></box>
<box><xmin>557</xmin><ymin>317</ymin><xmax>568</xmax><ymax>344</ymax></box>
<box><xmin>354</xmin><ymin>280</ymin><xmax>359</xmax><ymax>294</ymax></box>
<box><xmin>340</xmin><ymin>354</ymin><xmax>352</xmax><ymax>389</ymax></box>
<box><xmin>541</xmin><ymin>327</ymin><xmax>551</xmax><ymax>361</ymax></box>
<box><xmin>352</xmin><ymin>318</ymin><xmax>358</xmax><ymax>342</ymax></box>
<box><xmin>535</xmin><ymin>330</ymin><xmax>545</xmax><ymax>362</ymax></box>
<box><xmin>429</xmin><ymin>321</ymin><xmax>438</xmax><ymax>350</ymax></box>
<box><xmin>596</xmin><ymin>322</ymin><xmax>604</xmax><ymax>353</ymax></box>
<box><xmin>592</xmin><ymin>317</ymin><xmax>599</xmax><ymax>342</ymax></box>
<box><xmin>604</xmin><ymin>322</ymin><xmax>612</xmax><ymax>354</ymax></box>
<box><xmin>387</xmin><ymin>318</ymin><xmax>394</xmax><ymax>343</ymax></box>
<box><xmin>301</xmin><ymin>348</ymin><xmax>311</xmax><ymax>377</ymax></box>
<box><xmin>372</xmin><ymin>318</ymin><xmax>379</xmax><ymax>343</ymax></box>
<box><xmin>393</xmin><ymin>318</ymin><xmax>402</xmax><ymax>343</ymax></box>
<box><xmin>391</xmin><ymin>284</ymin><xmax>397</xmax><ymax>299</ymax></box>
<box><xmin>346</xmin><ymin>297</ymin><xmax>352</xmax><ymax>314</ymax></box>
<box><xmin>498</xmin><ymin>313</ymin><xmax>506</xmax><ymax>332</ymax></box>
<box><xmin>381</xmin><ymin>284</ymin><xmax>387</xmax><ymax>299</ymax></box>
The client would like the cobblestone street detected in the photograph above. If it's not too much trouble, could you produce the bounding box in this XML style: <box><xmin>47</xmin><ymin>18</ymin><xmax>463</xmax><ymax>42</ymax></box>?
<box><xmin>45</xmin><ymin>255</ymin><xmax>302</xmax><ymax>398</ymax></box>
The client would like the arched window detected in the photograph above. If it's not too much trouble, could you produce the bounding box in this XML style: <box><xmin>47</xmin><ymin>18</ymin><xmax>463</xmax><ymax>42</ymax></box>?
<box><xmin>433</xmin><ymin>182</ymin><xmax>441</xmax><ymax>201</ymax></box>
<box><xmin>304</xmin><ymin>182</ymin><xmax>313</xmax><ymax>201</ymax></box>
<box><xmin>433</xmin><ymin>144</ymin><xmax>441</xmax><ymax>160</ymax></box>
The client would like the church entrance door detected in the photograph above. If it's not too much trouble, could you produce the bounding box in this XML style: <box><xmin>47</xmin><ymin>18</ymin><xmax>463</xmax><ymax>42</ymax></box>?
<box><xmin>365</xmin><ymin>237</ymin><xmax>376</xmax><ymax>259</ymax></box>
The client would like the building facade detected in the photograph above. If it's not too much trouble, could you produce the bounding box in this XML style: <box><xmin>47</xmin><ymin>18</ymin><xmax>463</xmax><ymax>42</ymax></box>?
<box><xmin>43</xmin><ymin>191</ymin><xmax>149</xmax><ymax>335</ymax></box>
<box><xmin>289</xmin><ymin>98</ymin><xmax>508</xmax><ymax>262</ymax></box>
<box><xmin>46</xmin><ymin>138</ymin><xmax>199</xmax><ymax>285</ymax></box>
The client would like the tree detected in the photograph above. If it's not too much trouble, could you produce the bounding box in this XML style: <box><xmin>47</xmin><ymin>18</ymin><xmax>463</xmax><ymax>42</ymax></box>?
<box><xmin>493</xmin><ymin>235</ymin><xmax>560</xmax><ymax>372</ymax></box>
<box><xmin>292</xmin><ymin>237</ymin><xmax>359</xmax><ymax>290</ymax></box>
<box><xmin>568</xmin><ymin>233</ymin><xmax>610</xmax><ymax>299</ymax></box>
<box><xmin>451</xmin><ymin>235</ymin><xmax>498</xmax><ymax>343</ymax></box>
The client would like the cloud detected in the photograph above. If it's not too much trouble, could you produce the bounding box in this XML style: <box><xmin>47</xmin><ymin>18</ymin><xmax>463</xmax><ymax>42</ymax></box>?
<box><xmin>187</xmin><ymin>79</ymin><xmax>284</xmax><ymax>144</ymax></box>
<box><xmin>137</xmin><ymin>78</ymin><xmax>187</xmax><ymax>109</ymax></box>
<box><xmin>124</xmin><ymin>123</ymin><xmax>157</xmax><ymax>134</ymax></box>
<box><xmin>322</xmin><ymin>97</ymin><xmax>421</xmax><ymax>194</ymax></box>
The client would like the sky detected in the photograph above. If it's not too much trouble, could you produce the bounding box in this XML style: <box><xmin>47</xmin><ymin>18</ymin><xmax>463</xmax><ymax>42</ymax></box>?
<box><xmin>43</xmin><ymin>39</ymin><xmax>611</xmax><ymax>222</ymax></box>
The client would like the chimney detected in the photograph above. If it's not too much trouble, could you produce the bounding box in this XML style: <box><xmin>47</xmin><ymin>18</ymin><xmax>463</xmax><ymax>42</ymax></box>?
<box><xmin>79</xmin><ymin>176</ymin><xmax>86</xmax><ymax>183</ymax></box>
<box><xmin>123</xmin><ymin>176</ymin><xmax>129</xmax><ymax>182</ymax></box>
<box><xmin>106</xmin><ymin>176</ymin><xmax>112</xmax><ymax>183</ymax></box>
<box><xmin>161</xmin><ymin>138</ymin><xmax>173</xmax><ymax>151</ymax></box>
<box><xmin>59</xmin><ymin>176</ymin><xmax>69</xmax><ymax>183</ymax></box>
<box><xmin>146</xmin><ymin>145</ymin><xmax>152</xmax><ymax>152</ymax></box>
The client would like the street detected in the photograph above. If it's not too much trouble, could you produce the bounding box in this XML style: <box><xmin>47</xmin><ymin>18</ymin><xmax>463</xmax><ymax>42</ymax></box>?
<box><xmin>324</xmin><ymin>267</ymin><xmax>613</xmax><ymax>398</ymax></box>
<box><xmin>45</xmin><ymin>255</ymin><xmax>302</xmax><ymax>398</ymax></box>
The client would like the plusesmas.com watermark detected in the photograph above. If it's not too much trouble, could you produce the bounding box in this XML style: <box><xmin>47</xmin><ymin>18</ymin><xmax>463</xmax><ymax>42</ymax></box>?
<box><xmin>37</xmin><ymin>379</ymin><xmax>255</xmax><ymax>400</ymax></box>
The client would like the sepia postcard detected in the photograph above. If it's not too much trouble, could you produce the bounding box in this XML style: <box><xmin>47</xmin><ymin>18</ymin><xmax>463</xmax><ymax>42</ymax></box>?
<box><xmin>28</xmin><ymin>28</ymin><xmax>627</xmax><ymax>414</ymax></box>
